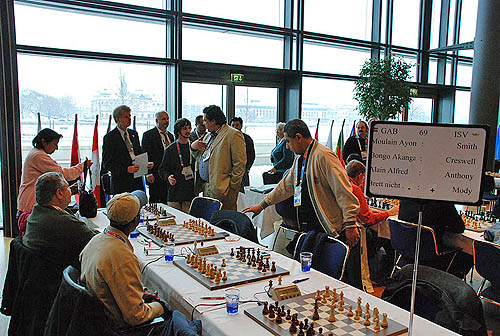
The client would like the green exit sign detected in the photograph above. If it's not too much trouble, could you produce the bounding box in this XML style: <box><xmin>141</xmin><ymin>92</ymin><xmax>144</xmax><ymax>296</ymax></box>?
<box><xmin>410</xmin><ymin>88</ymin><xmax>418</xmax><ymax>96</ymax></box>
<box><xmin>231</xmin><ymin>73</ymin><xmax>244</xmax><ymax>82</ymax></box>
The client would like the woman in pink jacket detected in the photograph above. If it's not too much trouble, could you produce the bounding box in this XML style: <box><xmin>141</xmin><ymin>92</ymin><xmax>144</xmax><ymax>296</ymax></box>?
<box><xmin>17</xmin><ymin>129</ymin><xmax>91</xmax><ymax>231</ymax></box>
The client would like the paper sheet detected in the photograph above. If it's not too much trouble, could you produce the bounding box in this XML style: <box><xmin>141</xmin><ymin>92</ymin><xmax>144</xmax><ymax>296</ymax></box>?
<box><xmin>134</xmin><ymin>152</ymin><xmax>149</xmax><ymax>178</ymax></box>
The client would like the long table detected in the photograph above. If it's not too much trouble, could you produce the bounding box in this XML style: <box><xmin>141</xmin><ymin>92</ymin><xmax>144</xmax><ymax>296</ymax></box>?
<box><xmin>83</xmin><ymin>206</ymin><xmax>459</xmax><ymax>336</ymax></box>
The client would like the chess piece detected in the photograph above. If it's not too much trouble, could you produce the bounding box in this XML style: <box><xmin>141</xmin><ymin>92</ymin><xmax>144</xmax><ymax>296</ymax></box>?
<box><xmin>356</xmin><ymin>297</ymin><xmax>362</xmax><ymax>315</ymax></box>
<box><xmin>271</xmin><ymin>261</ymin><xmax>276</xmax><ymax>272</ymax></box>
<box><xmin>289</xmin><ymin>318</ymin><xmax>297</xmax><ymax>333</ymax></box>
<box><xmin>347</xmin><ymin>305</ymin><xmax>353</xmax><ymax>317</ymax></box>
<box><xmin>339</xmin><ymin>291</ymin><xmax>343</xmax><ymax>302</ymax></box>
<box><xmin>316</xmin><ymin>290</ymin><xmax>321</xmax><ymax>300</ymax></box>
<box><xmin>275</xmin><ymin>311</ymin><xmax>283</xmax><ymax>323</ymax></box>
<box><xmin>332</xmin><ymin>289</ymin><xmax>337</xmax><ymax>302</ymax></box>
<box><xmin>286</xmin><ymin>309</ymin><xmax>291</xmax><ymax>320</ymax></box>
<box><xmin>268</xmin><ymin>305</ymin><xmax>275</xmax><ymax>319</ymax></box>
<box><xmin>221</xmin><ymin>259</ymin><xmax>226</xmax><ymax>267</ymax></box>
<box><xmin>374</xmin><ymin>319</ymin><xmax>381</xmax><ymax>331</ymax></box>
<box><xmin>328</xmin><ymin>304</ymin><xmax>336</xmax><ymax>322</ymax></box>
<box><xmin>321</xmin><ymin>295</ymin><xmax>327</xmax><ymax>304</ymax></box>
<box><xmin>354</xmin><ymin>310</ymin><xmax>361</xmax><ymax>321</ymax></box>
<box><xmin>381</xmin><ymin>313</ymin><xmax>388</xmax><ymax>328</ymax></box>
<box><xmin>262</xmin><ymin>302</ymin><xmax>269</xmax><ymax>315</ymax></box>
<box><xmin>317</xmin><ymin>327</ymin><xmax>323</xmax><ymax>336</ymax></box>
<box><xmin>306</xmin><ymin>322</ymin><xmax>314</xmax><ymax>336</ymax></box>
<box><xmin>312</xmin><ymin>302</ymin><xmax>320</xmax><ymax>320</ymax></box>
<box><xmin>324</xmin><ymin>285</ymin><xmax>330</xmax><ymax>297</ymax></box>
<box><xmin>222</xmin><ymin>271</ymin><xmax>227</xmax><ymax>281</ymax></box>
<box><xmin>266</xmin><ymin>259</ymin><xmax>270</xmax><ymax>269</ymax></box>
<box><xmin>365</xmin><ymin>303</ymin><xmax>370</xmax><ymax>315</ymax></box>
<box><xmin>297</xmin><ymin>324</ymin><xmax>304</xmax><ymax>336</ymax></box>
<box><xmin>338</xmin><ymin>300</ymin><xmax>344</xmax><ymax>312</ymax></box>
<box><xmin>278</xmin><ymin>275</ymin><xmax>282</xmax><ymax>286</ymax></box>
<box><xmin>215</xmin><ymin>272</ymin><xmax>221</xmax><ymax>284</ymax></box>
<box><xmin>269</xmin><ymin>280</ymin><xmax>273</xmax><ymax>289</ymax></box>
<box><xmin>280</xmin><ymin>305</ymin><xmax>286</xmax><ymax>317</ymax></box>
<box><xmin>364</xmin><ymin>314</ymin><xmax>371</xmax><ymax>326</ymax></box>
<box><xmin>373</xmin><ymin>307</ymin><xmax>379</xmax><ymax>322</ymax></box>
<box><xmin>230</xmin><ymin>248</ymin><xmax>234</xmax><ymax>257</ymax></box>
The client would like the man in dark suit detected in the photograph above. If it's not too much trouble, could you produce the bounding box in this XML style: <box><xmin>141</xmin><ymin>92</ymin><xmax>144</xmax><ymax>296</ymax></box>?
<box><xmin>102</xmin><ymin>105</ymin><xmax>151</xmax><ymax>194</ymax></box>
<box><xmin>230</xmin><ymin>117</ymin><xmax>255</xmax><ymax>186</ymax></box>
<box><xmin>141</xmin><ymin>111</ymin><xmax>174</xmax><ymax>203</ymax></box>
<box><xmin>189</xmin><ymin>115</ymin><xmax>206</xmax><ymax>143</ymax></box>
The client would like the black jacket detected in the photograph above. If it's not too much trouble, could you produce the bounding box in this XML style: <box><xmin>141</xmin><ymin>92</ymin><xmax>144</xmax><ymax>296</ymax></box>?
<box><xmin>102</xmin><ymin>127</ymin><xmax>144</xmax><ymax>194</ymax></box>
<box><xmin>142</xmin><ymin>128</ymin><xmax>174</xmax><ymax>203</ymax></box>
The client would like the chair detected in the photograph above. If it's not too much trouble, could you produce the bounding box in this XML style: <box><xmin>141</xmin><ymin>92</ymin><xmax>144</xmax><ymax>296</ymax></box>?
<box><xmin>44</xmin><ymin>266</ymin><xmax>166</xmax><ymax>336</ymax></box>
<box><xmin>383</xmin><ymin>264</ymin><xmax>488</xmax><ymax>336</ymax></box>
<box><xmin>293</xmin><ymin>232</ymin><xmax>349</xmax><ymax>280</ymax></box>
<box><xmin>473</xmin><ymin>240</ymin><xmax>500</xmax><ymax>306</ymax></box>
<box><xmin>388</xmin><ymin>218</ymin><xmax>462</xmax><ymax>277</ymax></box>
<box><xmin>210</xmin><ymin>210</ymin><xmax>258</xmax><ymax>243</ymax></box>
<box><xmin>189</xmin><ymin>196</ymin><xmax>222</xmax><ymax>222</ymax></box>
<box><xmin>1</xmin><ymin>237</ymin><xmax>63</xmax><ymax>336</ymax></box>
<box><xmin>272</xmin><ymin>195</ymin><xmax>303</xmax><ymax>251</ymax></box>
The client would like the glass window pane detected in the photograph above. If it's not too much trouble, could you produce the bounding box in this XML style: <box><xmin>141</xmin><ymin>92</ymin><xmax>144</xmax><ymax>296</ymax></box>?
<box><xmin>448</xmin><ymin>0</ymin><xmax>457</xmax><ymax>46</ymax></box>
<box><xmin>304</xmin><ymin>0</ymin><xmax>372</xmax><ymax>41</ymax></box>
<box><xmin>459</xmin><ymin>0</ymin><xmax>478</xmax><ymax>43</ymax></box>
<box><xmin>303</xmin><ymin>42</ymin><xmax>371</xmax><ymax>76</ymax></box>
<box><xmin>183</xmin><ymin>0</ymin><xmax>284</xmax><ymax>27</ymax></box>
<box><xmin>381</xmin><ymin>0</ymin><xmax>388</xmax><ymax>44</ymax></box>
<box><xmin>102</xmin><ymin>0</ymin><xmax>165</xmax><ymax>9</ymax></box>
<box><xmin>302</xmin><ymin>77</ymin><xmax>363</xmax><ymax>145</ymax></box>
<box><xmin>430</xmin><ymin>0</ymin><xmax>442</xmax><ymax>49</ymax></box>
<box><xmin>18</xmin><ymin>54</ymin><xmax>166</xmax><ymax>167</ymax></box>
<box><xmin>428</xmin><ymin>58</ymin><xmax>438</xmax><ymax>84</ymax></box>
<box><xmin>407</xmin><ymin>98</ymin><xmax>433</xmax><ymax>122</ymax></box>
<box><xmin>234</xmin><ymin>86</ymin><xmax>278</xmax><ymax>185</ymax></box>
<box><xmin>14</xmin><ymin>3</ymin><xmax>166</xmax><ymax>58</ymax></box>
<box><xmin>182</xmin><ymin>83</ymin><xmax>227</xmax><ymax>123</ymax></box>
<box><xmin>445</xmin><ymin>57</ymin><xmax>453</xmax><ymax>85</ymax></box>
<box><xmin>393</xmin><ymin>53</ymin><xmax>418</xmax><ymax>82</ymax></box>
<box><xmin>392</xmin><ymin>0</ymin><xmax>420</xmax><ymax>48</ymax></box>
<box><xmin>183</xmin><ymin>25</ymin><xmax>283</xmax><ymax>68</ymax></box>
<box><xmin>456</xmin><ymin>62</ymin><xmax>473</xmax><ymax>87</ymax></box>
<box><xmin>454</xmin><ymin>90</ymin><xmax>470</xmax><ymax>124</ymax></box>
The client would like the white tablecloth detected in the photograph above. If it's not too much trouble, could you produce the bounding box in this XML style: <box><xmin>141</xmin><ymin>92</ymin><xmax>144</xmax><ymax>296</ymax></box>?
<box><xmin>237</xmin><ymin>187</ymin><xmax>281</xmax><ymax>239</ymax></box>
<box><xmin>85</xmin><ymin>205</ymin><xmax>459</xmax><ymax>336</ymax></box>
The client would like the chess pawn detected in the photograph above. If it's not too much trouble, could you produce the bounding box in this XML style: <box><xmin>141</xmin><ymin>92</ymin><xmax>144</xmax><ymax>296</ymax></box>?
<box><xmin>221</xmin><ymin>259</ymin><xmax>226</xmax><ymax>267</ymax></box>
<box><xmin>363</xmin><ymin>314</ymin><xmax>371</xmax><ymax>326</ymax></box>
<box><xmin>230</xmin><ymin>248</ymin><xmax>234</xmax><ymax>257</ymax></box>
<box><xmin>372</xmin><ymin>307</ymin><xmax>379</xmax><ymax>322</ymax></box>
<box><xmin>347</xmin><ymin>305</ymin><xmax>353</xmax><ymax>317</ymax></box>
<box><xmin>332</xmin><ymin>289</ymin><xmax>337</xmax><ymax>302</ymax></box>
<box><xmin>262</xmin><ymin>301</ymin><xmax>269</xmax><ymax>315</ymax></box>
<box><xmin>271</xmin><ymin>261</ymin><xmax>276</xmax><ymax>272</ymax></box>
<box><xmin>215</xmin><ymin>272</ymin><xmax>221</xmax><ymax>284</ymax></box>
<box><xmin>317</xmin><ymin>327</ymin><xmax>323</xmax><ymax>336</ymax></box>
<box><xmin>222</xmin><ymin>271</ymin><xmax>227</xmax><ymax>281</ymax></box>
<box><xmin>286</xmin><ymin>309</ymin><xmax>291</xmax><ymax>320</ymax></box>
<box><xmin>316</xmin><ymin>290</ymin><xmax>321</xmax><ymax>300</ymax></box>
<box><xmin>324</xmin><ymin>285</ymin><xmax>330</xmax><ymax>298</ymax></box>
<box><xmin>354</xmin><ymin>310</ymin><xmax>361</xmax><ymax>321</ymax></box>
<box><xmin>381</xmin><ymin>313</ymin><xmax>388</xmax><ymax>328</ymax></box>
<box><xmin>321</xmin><ymin>295</ymin><xmax>327</xmax><ymax>304</ymax></box>
<box><xmin>275</xmin><ymin>310</ymin><xmax>283</xmax><ymax>324</ymax></box>
<box><xmin>328</xmin><ymin>304</ymin><xmax>336</xmax><ymax>322</ymax></box>
<box><xmin>337</xmin><ymin>300</ymin><xmax>344</xmax><ymax>312</ymax></box>
<box><xmin>268</xmin><ymin>305</ymin><xmax>275</xmax><ymax>319</ymax></box>
<box><xmin>289</xmin><ymin>319</ymin><xmax>297</xmax><ymax>333</ymax></box>
<box><xmin>374</xmin><ymin>319</ymin><xmax>381</xmax><ymax>331</ymax></box>
<box><xmin>312</xmin><ymin>302</ymin><xmax>320</xmax><ymax>320</ymax></box>
<box><xmin>187</xmin><ymin>254</ymin><xmax>191</xmax><ymax>263</ymax></box>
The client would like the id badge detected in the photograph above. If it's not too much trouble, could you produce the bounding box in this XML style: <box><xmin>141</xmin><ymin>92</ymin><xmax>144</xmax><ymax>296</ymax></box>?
<box><xmin>294</xmin><ymin>185</ymin><xmax>302</xmax><ymax>207</ymax></box>
<box><xmin>361</xmin><ymin>150</ymin><xmax>368</xmax><ymax>160</ymax></box>
<box><xmin>202</xmin><ymin>150</ymin><xmax>211</xmax><ymax>162</ymax></box>
<box><xmin>182</xmin><ymin>166</ymin><xmax>194</xmax><ymax>180</ymax></box>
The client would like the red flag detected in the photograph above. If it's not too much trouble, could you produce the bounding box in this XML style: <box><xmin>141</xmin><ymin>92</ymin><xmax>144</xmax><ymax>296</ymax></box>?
<box><xmin>350</xmin><ymin>120</ymin><xmax>356</xmax><ymax>137</ymax></box>
<box><xmin>91</xmin><ymin>115</ymin><xmax>101</xmax><ymax>208</ymax></box>
<box><xmin>314</xmin><ymin>118</ymin><xmax>320</xmax><ymax>140</ymax></box>
<box><xmin>335</xmin><ymin>119</ymin><xmax>346</xmax><ymax>167</ymax></box>
<box><xmin>70</xmin><ymin>114</ymin><xmax>81</xmax><ymax>203</ymax></box>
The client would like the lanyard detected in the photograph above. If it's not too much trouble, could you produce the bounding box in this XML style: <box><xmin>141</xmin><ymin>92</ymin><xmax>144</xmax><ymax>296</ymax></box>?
<box><xmin>176</xmin><ymin>141</ymin><xmax>191</xmax><ymax>167</ymax></box>
<box><xmin>104</xmin><ymin>228</ymin><xmax>127</xmax><ymax>244</ymax></box>
<box><xmin>357</xmin><ymin>136</ymin><xmax>367</xmax><ymax>152</ymax></box>
<box><xmin>298</xmin><ymin>140</ymin><xmax>314</xmax><ymax>186</ymax></box>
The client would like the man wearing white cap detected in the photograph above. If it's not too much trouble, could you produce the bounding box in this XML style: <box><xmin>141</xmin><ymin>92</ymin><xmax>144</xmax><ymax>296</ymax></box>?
<box><xmin>80</xmin><ymin>192</ymin><xmax>169</xmax><ymax>330</ymax></box>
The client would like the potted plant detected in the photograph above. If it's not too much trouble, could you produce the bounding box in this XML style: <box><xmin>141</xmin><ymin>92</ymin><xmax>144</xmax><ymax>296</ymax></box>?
<box><xmin>353</xmin><ymin>55</ymin><xmax>413</xmax><ymax>121</ymax></box>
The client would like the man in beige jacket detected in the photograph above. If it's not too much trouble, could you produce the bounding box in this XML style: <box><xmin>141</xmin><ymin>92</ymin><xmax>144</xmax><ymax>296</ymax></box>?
<box><xmin>191</xmin><ymin>105</ymin><xmax>246</xmax><ymax>210</ymax></box>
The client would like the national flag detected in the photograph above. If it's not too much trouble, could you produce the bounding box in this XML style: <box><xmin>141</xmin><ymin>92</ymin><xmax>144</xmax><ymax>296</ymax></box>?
<box><xmin>336</xmin><ymin>119</ymin><xmax>346</xmax><ymax>167</ymax></box>
<box><xmin>37</xmin><ymin>112</ymin><xmax>41</xmax><ymax>133</ymax></box>
<box><xmin>132</xmin><ymin>115</ymin><xmax>146</xmax><ymax>192</ymax></box>
<box><xmin>350</xmin><ymin>120</ymin><xmax>356</xmax><ymax>137</ymax></box>
<box><xmin>106</xmin><ymin>114</ymin><xmax>112</xmax><ymax>134</ymax></box>
<box><xmin>325</xmin><ymin>120</ymin><xmax>335</xmax><ymax>150</ymax></box>
<box><xmin>91</xmin><ymin>115</ymin><xmax>101</xmax><ymax>208</ymax></box>
<box><xmin>133</xmin><ymin>115</ymin><xmax>137</xmax><ymax>131</ymax></box>
<box><xmin>314</xmin><ymin>118</ymin><xmax>320</xmax><ymax>140</ymax></box>
<box><xmin>70</xmin><ymin>114</ymin><xmax>82</xmax><ymax>203</ymax></box>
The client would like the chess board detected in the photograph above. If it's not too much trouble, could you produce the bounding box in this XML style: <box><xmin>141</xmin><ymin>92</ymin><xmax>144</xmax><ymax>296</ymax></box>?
<box><xmin>245</xmin><ymin>292</ymin><xmax>407</xmax><ymax>336</ymax></box>
<box><xmin>137</xmin><ymin>225</ymin><xmax>225</xmax><ymax>247</ymax></box>
<box><xmin>463</xmin><ymin>217</ymin><xmax>496</xmax><ymax>233</ymax></box>
<box><xmin>141</xmin><ymin>203</ymin><xmax>176</xmax><ymax>220</ymax></box>
<box><xmin>174</xmin><ymin>252</ymin><xmax>289</xmax><ymax>290</ymax></box>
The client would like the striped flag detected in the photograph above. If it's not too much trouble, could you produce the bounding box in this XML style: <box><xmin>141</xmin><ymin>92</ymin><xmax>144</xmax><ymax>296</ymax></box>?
<box><xmin>314</xmin><ymin>118</ymin><xmax>320</xmax><ymax>140</ymax></box>
<box><xmin>336</xmin><ymin>119</ymin><xmax>346</xmax><ymax>167</ymax></box>
<box><xmin>350</xmin><ymin>120</ymin><xmax>356</xmax><ymax>137</ymax></box>
<box><xmin>133</xmin><ymin>115</ymin><xmax>137</xmax><ymax>131</ymax></box>
<box><xmin>325</xmin><ymin>120</ymin><xmax>335</xmax><ymax>150</ymax></box>
<box><xmin>91</xmin><ymin>115</ymin><xmax>101</xmax><ymax>208</ymax></box>
<box><xmin>70</xmin><ymin>114</ymin><xmax>82</xmax><ymax>203</ymax></box>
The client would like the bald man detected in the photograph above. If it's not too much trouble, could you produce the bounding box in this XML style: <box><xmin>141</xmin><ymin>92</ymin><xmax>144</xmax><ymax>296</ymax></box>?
<box><xmin>142</xmin><ymin>111</ymin><xmax>175</xmax><ymax>203</ymax></box>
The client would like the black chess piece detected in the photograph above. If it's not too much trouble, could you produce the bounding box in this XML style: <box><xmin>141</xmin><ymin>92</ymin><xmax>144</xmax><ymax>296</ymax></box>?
<box><xmin>271</xmin><ymin>261</ymin><xmax>276</xmax><ymax>272</ymax></box>
<box><xmin>289</xmin><ymin>318</ymin><xmax>297</xmax><ymax>333</ymax></box>
<box><xmin>298</xmin><ymin>324</ymin><xmax>305</xmax><ymax>336</ymax></box>
<box><xmin>230</xmin><ymin>248</ymin><xmax>234</xmax><ymax>257</ymax></box>
<box><xmin>262</xmin><ymin>301</ymin><xmax>269</xmax><ymax>315</ymax></box>
<box><xmin>280</xmin><ymin>305</ymin><xmax>286</xmax><ymax>317</ymax></box>
<box><xmin>268</xmin><ymin>305</ymin><xmax>275</xmax><ymax>319</ymax></box>
<box><xmin>286</xmin><ymin>309</ymin><xmax>291</xmax><ymax>320</ymax></box>
<box><xmin>306</xmin><ymin>322</ymin><xmax>315</xmax><ymax>336</ymax></box>
<box><xmin>312</xmin><ymin>302</ymin><xmax>320</xmax><ymax>320</ymax></box>
<box><xmin>318</xmin><ymin>327</ymin><xmax>323</xmax><ymax>336</ymax></box>
<box><xmin>276</xmin><ymin>311</ymin><xmax>283</xmax><ymax>323</ymax></box>
<box><xmin>266</xmin><ymin>259</ymin><xmax>270</xmax><ymax>269</ymax></box>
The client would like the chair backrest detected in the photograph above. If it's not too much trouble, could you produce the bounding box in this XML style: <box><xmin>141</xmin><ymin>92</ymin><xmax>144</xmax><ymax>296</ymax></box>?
<box><xmin>210</xmin><ymin>210</ymin><xmax>258</xmax><ymax>243</ymax></box>
<box><xmin>293</xmin><ymin>232</ymin><xmax>349</xmax><ymax>279</ymax></box>
<box><xmin>474</xmin><ymin>240</ymin><xmax>500</xmax><ymax>288</ymax></box>
<box><xmin>189</xmin><ymin>196</ymin><xmax>222</xmax><ymax>221</ymax></box>
<box><xmin>388</xmin><ymin>218</ymin><xmax>440</xmax><ymax>261</ymax></box>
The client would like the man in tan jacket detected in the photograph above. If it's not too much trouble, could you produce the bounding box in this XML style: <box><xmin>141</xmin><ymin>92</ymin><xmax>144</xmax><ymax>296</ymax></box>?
<box><xmin>191</xmin><ymin>105</ymin><xmax>246</xmax><ymax>210</ymax></box>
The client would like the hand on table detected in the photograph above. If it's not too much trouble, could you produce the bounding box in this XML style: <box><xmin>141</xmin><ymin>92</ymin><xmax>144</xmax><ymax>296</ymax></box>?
<box><xmin>345</xmin><ymin>227</ymin><xmax>360</xmax><ymax>247</ymax></box>
<box><xmin>242</xmin><ymin>204</ymin><xmax>263</xmax><ymax>218</ymax></box>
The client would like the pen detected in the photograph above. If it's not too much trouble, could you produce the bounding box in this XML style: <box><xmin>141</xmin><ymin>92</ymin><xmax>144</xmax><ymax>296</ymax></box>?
<box><xmin>292</xmin><ymin>278</ymin><xmax>309</xmax><ymax>284</ymax></box>
<box><xmin>200</xmin><ymin>296</ymin><xmax>225</xmax><ymax>300</ymax></box>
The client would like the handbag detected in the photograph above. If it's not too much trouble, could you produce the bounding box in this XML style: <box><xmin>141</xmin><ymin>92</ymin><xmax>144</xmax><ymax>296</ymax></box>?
<box><xmin>79</xmin><ymin>160</ymin><xmax>98</xmax><ymax>218</ymax></box>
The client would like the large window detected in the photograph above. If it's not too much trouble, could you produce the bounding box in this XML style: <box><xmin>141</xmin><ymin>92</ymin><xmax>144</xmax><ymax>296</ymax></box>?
<box><xmin>455</xmin><ymin>90</ymin><xmax>471</xmax><ymax>124</ymax></box>
<box><xmin>182</xmin><ymin>82</ymin><xmax>227</xmax><ymax>124</ymax></box>
<box><xmin>182</xmin><ymin>25</ymin><xmax>283</xmax><ymax>68</ymax></box>
<box><xmin>302</xmin><ymin>77</ymin><xmax>362</xmax><ymax>145</ymax></box>
<box><xmin>407</xmin><ymin>98</ymin><xmax>433</xmax><ymax>123</ymax></box>
<box><xmin>17</xmin><ymin>54</ymin><xmax>166</xmax><ymax>166</ymax></box>
<box><xmin>15</xmin><ymin>3</ymin><xmax>167</xmax><ymax>58</ymax></box>
<box><xmin>304</xmin><ymin>0</ymin><xmax>372</xmax><ymax>41</ymax></box>
<box><xmin>391</xmin><ymin>0</ymin><xmax>420</xmax><ymax>48</ymax></box>
<box><xmin>183</xmin><ymin>0</ymin><xmax>284</xmax><ymax>27</ymax></box>
<box><xmin>456</xmin><ymin>62</ymin><xmax>473</xmax><ymax>87</ymax></box>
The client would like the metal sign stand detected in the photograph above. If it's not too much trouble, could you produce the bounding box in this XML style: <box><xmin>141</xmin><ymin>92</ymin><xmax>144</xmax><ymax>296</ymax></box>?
<box><xmin>408</xmin><ymin>205</ymin><xmax>424</xmax><ymax>336</ymax></box>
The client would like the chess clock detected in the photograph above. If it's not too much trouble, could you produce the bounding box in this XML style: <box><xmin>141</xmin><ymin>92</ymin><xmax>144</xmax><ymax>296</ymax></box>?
<box><xmin>158</xmin><ymin>218</ymin><xmax>176</xmax><ymax>226</ymax></box>
<box><xmin>195</xmin><ymin>245</ymin><xmax>219</xmax><ymax>256</ymax></box>
<box><xmin>271</xmin><ymin>285</ymin><xmax>302</xmax><ymax>301</ymax></box>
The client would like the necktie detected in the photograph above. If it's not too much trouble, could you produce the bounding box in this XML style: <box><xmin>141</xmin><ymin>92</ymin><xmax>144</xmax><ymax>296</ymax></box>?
<box><xmin>124</xmin><ymin>131</ymin><xmax>134</xmax><ymax>157</ymax></box>
<box><xmin>160</xmin><ymin>131</ymin><xmax>170</xmax><ymax>147</ymax></box>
